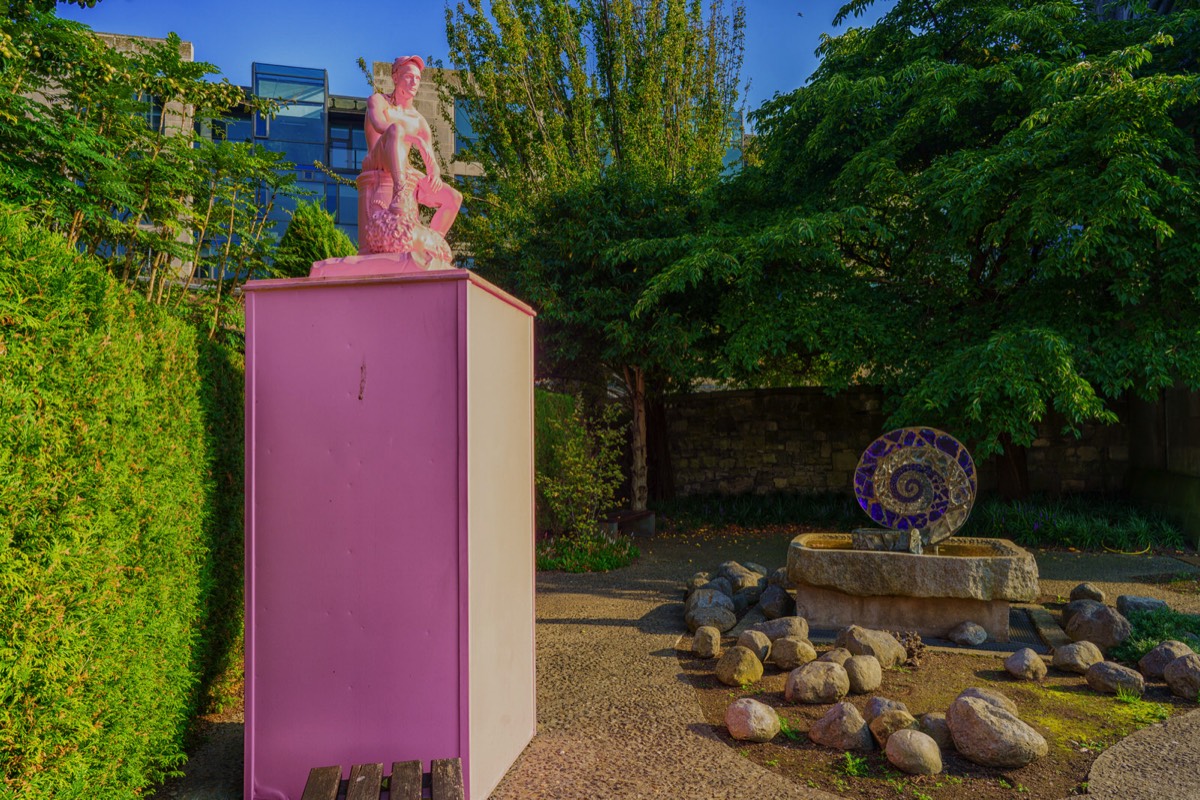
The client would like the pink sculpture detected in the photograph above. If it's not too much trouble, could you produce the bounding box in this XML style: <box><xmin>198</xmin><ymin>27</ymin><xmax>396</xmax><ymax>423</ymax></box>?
<box><xmin>313</xmin><ymin>55</ymin><xmax>462</xmax><ymax>277</ymax></box>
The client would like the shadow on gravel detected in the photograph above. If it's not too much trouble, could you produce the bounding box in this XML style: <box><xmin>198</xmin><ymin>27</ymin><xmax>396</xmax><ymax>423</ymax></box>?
<box><xmin>149</xmin><ymin>721</ymin><xmax>243</xmax><ymax>800</ymax></box>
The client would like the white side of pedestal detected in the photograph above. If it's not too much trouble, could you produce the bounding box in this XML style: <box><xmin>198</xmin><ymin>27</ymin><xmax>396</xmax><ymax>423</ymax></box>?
<box><xmin>466</xmin><ymin>282</ymin><xmax>536</xmax><ymax>799</ymax></box>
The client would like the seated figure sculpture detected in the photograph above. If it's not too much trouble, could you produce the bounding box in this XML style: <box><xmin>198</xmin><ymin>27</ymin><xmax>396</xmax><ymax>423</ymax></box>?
<box><xmin>354</xmin><ymin>55</ymin><xmax>461</xmax><ymax>269</ymax></box>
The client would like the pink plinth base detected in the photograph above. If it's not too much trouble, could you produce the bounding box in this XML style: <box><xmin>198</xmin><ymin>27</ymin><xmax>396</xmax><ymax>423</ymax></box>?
<box><xmin>309</xmin><ymin>252</ymin><xmax>452</xmax><ymax>279</ymax></box>
<box><xmin>243</xmin><ymin>270</ymin><xmax>535</xmax><ymax>800</ymax></box>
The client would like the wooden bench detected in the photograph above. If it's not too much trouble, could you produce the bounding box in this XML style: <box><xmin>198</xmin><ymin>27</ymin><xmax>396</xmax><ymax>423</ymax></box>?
<box><xmin>301</xmin><ymin>759</ymin><xmax>464</xmax><ymax>800</ymax></box>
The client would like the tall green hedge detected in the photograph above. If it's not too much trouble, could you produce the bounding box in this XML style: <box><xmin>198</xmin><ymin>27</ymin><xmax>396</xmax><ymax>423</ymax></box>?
<box><xmin>0</xmin><ymin>210</ymin><xmax>218</xmax><ymax>797</ymax></box>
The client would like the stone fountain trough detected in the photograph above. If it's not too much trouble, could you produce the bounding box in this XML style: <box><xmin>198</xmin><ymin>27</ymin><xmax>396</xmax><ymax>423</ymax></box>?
<box><xmin>786</xmin><ymin>533</ymin><xmax>1039</xmax><ymax>641</ymax></box>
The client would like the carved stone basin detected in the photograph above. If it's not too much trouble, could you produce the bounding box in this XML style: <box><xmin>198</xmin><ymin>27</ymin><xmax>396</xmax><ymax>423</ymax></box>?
<box><xmin>786</xmin><ymin>533</ymin><xmax>1039</xmax><ymax>642</ymax></box>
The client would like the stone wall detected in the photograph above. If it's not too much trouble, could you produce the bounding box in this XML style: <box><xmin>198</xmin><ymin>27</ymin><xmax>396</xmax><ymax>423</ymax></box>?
<box><xmin>664</xmin><ymin>387</ymin><xmax>1130</xmax><ymax>497</ymax></box>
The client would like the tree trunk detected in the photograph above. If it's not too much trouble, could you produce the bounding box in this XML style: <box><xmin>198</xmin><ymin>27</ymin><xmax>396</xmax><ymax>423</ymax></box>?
<box><xmin>995</xmin><ymin>434</ymin><xmax>1030</xmax><ymax>500</ymax></box>
<box><xmin>623</xmin><ymin>365</ymin><xmax>649</xmax><ymax>512</ymax></box>
<box><xmin>647</xmin><ymin>396</ymin><xmax>675</xmax><ymax>502</ymax></box>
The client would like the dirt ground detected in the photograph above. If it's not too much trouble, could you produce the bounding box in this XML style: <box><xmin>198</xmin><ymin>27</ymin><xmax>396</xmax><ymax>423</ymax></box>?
<box><xmin>681</xmin><ymin>642</ymin><xmax>1192</xmax><ymax>800</ymax></box>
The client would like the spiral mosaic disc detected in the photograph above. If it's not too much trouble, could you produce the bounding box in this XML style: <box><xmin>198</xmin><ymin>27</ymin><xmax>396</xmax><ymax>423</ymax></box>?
<box><xmin>854</xmin><ymin>427</ymin><xmax>976</xmax><ymax>546</ymax></box>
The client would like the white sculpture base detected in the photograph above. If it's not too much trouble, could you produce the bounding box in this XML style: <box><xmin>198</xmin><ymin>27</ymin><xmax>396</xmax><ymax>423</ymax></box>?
<box><xmin>309</xmin><ymin>252</ymin><xmax>454</xmax><ymax>279</ymax></box>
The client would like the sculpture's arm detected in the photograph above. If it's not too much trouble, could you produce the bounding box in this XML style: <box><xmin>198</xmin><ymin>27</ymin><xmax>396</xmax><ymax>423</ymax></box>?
<box><xmin>410</xmin><ymin>116</ymin><xmax>445</xmax><ymax>192</ymax></box>
<box><xmin>365</xmin><ymin>93</ymin><xmax>392</xmax><ymax>136</ymax></box>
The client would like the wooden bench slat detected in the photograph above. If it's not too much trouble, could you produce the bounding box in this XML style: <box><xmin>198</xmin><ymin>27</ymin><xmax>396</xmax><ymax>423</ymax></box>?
<box><xmin>301</xmin><ymin>766</ymin><xmax>343</xmax><ymax>800</ymax></box>
<box><xmin>390</xmin><ymin>760</ymin><xmax>423</xmax><ymax>800</ymax></box>
<box><xmin>346</xmin><ymin>762</ymin><xmax>383</xmax><ymax>800</ymax></box>
<box><xmin>431</xmin><ymin>758</ymin><xmax>465</xmax><ymax>800</ymax></box>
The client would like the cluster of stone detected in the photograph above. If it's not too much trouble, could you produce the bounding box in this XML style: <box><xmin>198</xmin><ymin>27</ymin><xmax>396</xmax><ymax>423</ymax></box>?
<box><xmin>698</xmin><ymin>615</ymin><xmax>1053</xmax><ymax>774</ymax></box>
<box><xmin>683</xmin><ymin>560</ymin><xmax>794</xmax><ymax>633</ymax></box>
<box><xmin>1048</xmin><ymin>583</ymin><xmax>1200</xmax><ymax>700</ymax></box>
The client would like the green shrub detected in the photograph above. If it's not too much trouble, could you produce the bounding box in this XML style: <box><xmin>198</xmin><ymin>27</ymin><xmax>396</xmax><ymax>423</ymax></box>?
<box><xmin>534</xmin><ymin>390</ymin><xmax>623</xmax><ymax>538</ymax></box>
<box><xmin>0</xmin><ymin>209</ymin><xmax>220</xmax><ymax>797</ymax></box>
<box><xmin>272</xmin><ymin>199</ymin><xmax>356</xmax><ymax>278</ymax></box>
<box><xmin>535</xmin><ymin>532</ymin><xmax>639</xmax><ymax>573</ymax></box>
<box><xmin>961</xmin><ymin>494</ymin><xmax>1185</xmax><ymax>552</ymax></box>
<box><xmin>1110</xmin><ymin>607</ymin><xmax>1200</xmax><ymax>665</ymax></box>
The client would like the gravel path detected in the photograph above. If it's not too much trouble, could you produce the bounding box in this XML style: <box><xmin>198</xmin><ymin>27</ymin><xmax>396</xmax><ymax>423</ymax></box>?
<box><xmin>488</xmin><ymin>552</ymin><xmax>839</xmax><ymax>799</ymax></box>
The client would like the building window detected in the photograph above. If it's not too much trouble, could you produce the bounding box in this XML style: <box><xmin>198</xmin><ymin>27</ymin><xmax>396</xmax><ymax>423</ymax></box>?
<box><xmin>454</xmin><ymin>98</ymin><xmax>478</xmax><ymax>157</ymax></box>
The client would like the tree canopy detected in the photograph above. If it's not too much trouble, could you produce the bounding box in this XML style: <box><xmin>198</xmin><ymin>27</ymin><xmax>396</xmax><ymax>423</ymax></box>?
<box><xmin>445</xmin><ymin>0</ymin><xmax>746</xmax><ymax>509</ymax></box>
<box><xmin>631</xmin><ymin>0</ymin><xmax>1200</xmax><ymax>473</ymax></box>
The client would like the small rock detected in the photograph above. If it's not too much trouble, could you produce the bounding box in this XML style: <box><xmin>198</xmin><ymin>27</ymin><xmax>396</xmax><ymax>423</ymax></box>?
<box><xmin>1052</xmin><ymin>640</ymin><xmax>1104</xmax><ymax>674</ymax></box>
<box><xmin>1086</xmin><ymin>661</ymin><xmax>1145</xmax><ymax>695</ymax></box>
<box><xmin>865</xmin><ymin>696</ymin><xmax>909</xmax><ymax>723</ymax></box>
<box><xmin>717</xmin><ymin>561</ymin><xmax>763</xmax><ymax>593</ymax></box>
<box><xmin>785</xmin><ymin>661</ymin><xmax>850</xmax><ymax>704</ymax></box>
<box><xmin>845</xmin><ymin>655</ymin><xmax>883</xmax><ymax>694</ymax></box>
<box><xmin>920</xmin><ymin>712</ymin><xmax>952</xmax><ymax>749</ymax></box>
<box><xmin>886</xmin><ymin>729</ymin><xmax>943</xmax><ymax>775</ymax></box>
<box><xmin>736</xmin><ymin>630</ymin><xmax>772</xmax><ymax>664</ymax></box>
<box><xmin>869</xmin><ymin>708</ymin><xmax>918</xmax><ymax>748</ymax></box>
<box><xmin>701</xmin><ymin>576</ymin><xmax>734</xmax><ymax>597</ymax></box>
<box><xmin>715</xmin><ymin>645</ymin><xmax>764</xmax><ymax>687</ymax></box>
<box><xmin>1004</xmin><ymin>648</ymin><xmax>1047</xmax><ymax>681</ymax></box>
<box><xmin>809</xmin><ymin>701</ymin><xmax>873</xmax><ymax>751</ymax></box>
<box><xmin>732</xmin><ymin>589</ymin><xmax>755</xmax><ymax>616</ymax></box>
<box><xmin>1062</xmin><ymin>598</ymin><xmax>1104</xmax><ymax>629</ymax></box>
<box><xmin>956</xmin><ymin>687</ymin><xmax>1019</xmax><ymax>716</ymax></box>
<box><xmin>768</xmin><ymin>566</ymin><xmax>791</xmax><ymax>588</ymax></box>
<box><xmin>1070</xmin><ymin>583</ymin><xmax>1106</xmax><ymax>604</ymax></box>
<box><xmin>725</xmin><ymin>697</ymin><xmax>780</xmax><ymax>742</ymax></box>
<box><xmin>693</xmin><ymin>626</ymin><xmax>722</xmax><ymax>659</ymax></box>
<box><xmin>836</xmin><ymin>625</ymin><xmax>907</xmax><ymax>669</ymax></box>
<box><xmin>750</xmin><ymin>616</ymin><xmax>809</xmax><ymax>642</ymax></box>
<box><xmin>946</xmin><ymin>695</ymin><xmax>1047</xmax><ymax>768</ymax></box>
<box><xmin>770</xmin><ymin>636</ymin><xmax>817</xmax><ymax>671</ymax></box>
<box><xmin>948</xmin><ymin>621</ymin><xmax>988</xmax><ymax>646</ymax></box>
<box><xmin>1139</xmin><ymin>641</ymin><xmax>1195</xmax><ymax>680</ymax></box>
<box><xmin>691</xmin><ymin>587</ymin><xmax>734</xmax><ymax>633</ymax></box>
<box><xmin>685</xmin><ymin>587</ymin><xmax>734</xmax><ymax>615</ymax></box>
<box><xmin>1066</xmin><ymin>604</ymin><xmax>1132</xmax><ymax>651</ymax></box>
<box><xmin>685</xmin><ymin>571</ymin><xmax>710</xmax><ymax>599</ymax></box>
<box><xmin>818</xmin><ymin>647</ymin><xmax>853</xmax><ymax>666</ymax></box>
<box><xmin>758</xmin><ymin>584</ymin><xmax>795</xmax><ymax>619</ymax></box>
<box><xmin>1117</xmin><ymin>595</ymin><xmax>1169</xmax><ymax>617</ymax></box>
<box><xmin>744</xmin><ymin>561</ymin><xmax>769</xmax><ymax>577</ymax></box>
<box><xmin>1164</xmin><ymin>653</ymin><xmax>1200</xmax><ymax>699</ymax></box>
<box><xmin>685</xmin><ymin>605</ymin><xmax>736</xmax><ymax>633</ymax></box>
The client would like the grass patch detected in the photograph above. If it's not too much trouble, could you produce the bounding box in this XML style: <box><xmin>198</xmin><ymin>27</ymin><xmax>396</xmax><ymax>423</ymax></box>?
<box><xmin>1109</xmin><ymin>607</ymin><xmax>1200</xmax><ymax>664</ymax></box>
<box><xmin>536</xmin><ymin>532</ymin><xmax>639</xmax><ymax>572</ymax></box>
<box><xmin>652</xmin><ymin>491</ymin><xmax>861</xmax><ymax>531</ymax></box>
<box><xmin>960</xmin><ymin>493</ymin><xmax>1186</xmax><ymax>552</ymax></box>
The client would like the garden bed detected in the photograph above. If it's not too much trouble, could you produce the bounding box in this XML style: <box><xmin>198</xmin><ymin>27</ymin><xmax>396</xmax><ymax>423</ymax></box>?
<box><xmin>680</xmin><ymin>646</ymin><xmax>1191</xmax><ymax>799</ymax></box>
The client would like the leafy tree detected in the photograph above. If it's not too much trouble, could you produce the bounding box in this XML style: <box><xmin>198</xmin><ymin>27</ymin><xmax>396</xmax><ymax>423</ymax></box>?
<box><xmin>273</xmin><ymin>199</ymin><xmax>357</xmax><ymax>278</ymax></box>
<box><xmin>444</xmin><ymin>0</ymin><xmax>746</xmax><ymax>509</ymax></box>
<box><xmin>633</xmin><ymin>0</ymin><xmax>1200</xmax><ymax>494</ymax></box>
<box><xmin>0</xmin><ymin>10</ymin><xmax>292</xmax><ymax>326</ymax></box>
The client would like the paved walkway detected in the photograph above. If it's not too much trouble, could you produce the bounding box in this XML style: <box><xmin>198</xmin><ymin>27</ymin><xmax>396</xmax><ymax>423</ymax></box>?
<box><xmin>153</xmin><ymin>531</ymin><xmax>1200</xmax><ymax>799</ymax></box>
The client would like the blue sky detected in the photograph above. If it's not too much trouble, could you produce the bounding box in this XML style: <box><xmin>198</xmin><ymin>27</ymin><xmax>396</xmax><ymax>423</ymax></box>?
<box><xmin>59</xmin><ymin>0</ymin><xmax>891</xmax><ymax>115</ymax></box>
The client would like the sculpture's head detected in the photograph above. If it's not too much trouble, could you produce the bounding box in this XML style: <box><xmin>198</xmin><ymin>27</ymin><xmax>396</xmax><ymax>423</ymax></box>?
<box><xmin>391</xmin><ymin>55</ymin><xmax>425</xmax><ymax>99</ymax></box>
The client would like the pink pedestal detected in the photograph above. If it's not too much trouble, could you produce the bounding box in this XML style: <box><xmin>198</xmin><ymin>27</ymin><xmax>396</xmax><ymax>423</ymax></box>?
<box><xmin>244</xmin><ymin>270</ymin><xmax>536</xmax><ymax>800</ymax></box>
<box><xmin>308</xmin><ymin>252</ymin><xmax>446</xmax><ymax>279</ymax></box>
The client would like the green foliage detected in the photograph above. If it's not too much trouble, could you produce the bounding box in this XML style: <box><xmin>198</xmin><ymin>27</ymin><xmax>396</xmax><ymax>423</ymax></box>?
<box><xmin>633</xmin><ymin>0</ymin><xmax>1200</xmax><ymax>458</ymax></box>
<box><xmin>962</xmin><ymin>493</ymin><xmax>1186</xmax><ymax>551</ymax></box>
<box><xmin>444</xmin><ymin>0</ymin><xmax>746</xmax><ymax>510</ymax></box>
<box><xmin>0</xmin><ymin>209</ymin><xmax>233</xmax><ymax>797</ymax></box>
<box><xmin>273</xmin><ymin>200</ymin><xmax>357</xmax><ymax>278</ymax></box>
<box><xmin>535</xmin><ymin>390</ymin><xmax>624</xmax><ymax>538</ymax></box>
<box><xmin>1114</xmin><ymin>685</ymin><xmax>1170</xmax><ymax>724</ymax></box>
<box><xmin>653</xmin><ymin>491</ymin><xmax>862</xmax><ymax>531</ymax></box>
<box><xmin>837</xmin><ymin>750</ymin><xmax>870</xmax><ymax>778</ymax></box>
<box><xmin>535</xmin><ymin>531</ymin><xmax>640</xmax><ymax>572</ymax></box>
<box><xmin>0</xmin><ymin>11</ymin><xmax>293</xmax><ymax>325</ymax></box>
<box><xmin>1110</xmin><ymin>607</ymin><xmax>1200</xmax><ymax>664</ymax></box>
